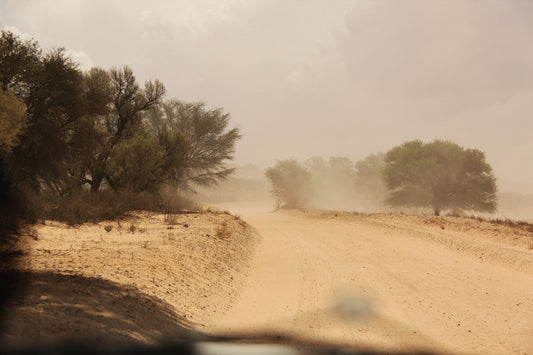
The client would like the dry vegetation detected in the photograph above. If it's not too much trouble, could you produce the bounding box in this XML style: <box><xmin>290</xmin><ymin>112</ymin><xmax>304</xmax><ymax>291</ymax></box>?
<box><xmin>301</xmin><ymin>209</ymin><xmax>533</xmax><ymax>252</ymax></box>
<box><xmin>0</xmin><ymin>209</ymin><xmax>260</xmax><ymax>346</ymax></box>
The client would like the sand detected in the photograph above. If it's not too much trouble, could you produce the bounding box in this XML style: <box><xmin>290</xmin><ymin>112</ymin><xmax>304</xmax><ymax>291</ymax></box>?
<box><xmin>2</xmin><ymin>203</ymin><xmax>532</xmax><ymax>354</ymax></box>
<box><xmin>0</xmin><ymin>210</ymin><xmax>259</xmax><ymax>346</ymax></box>
<box><xmin>209</xmin><ymin>203</ymin><xmax>533</xmax><ymax>355</ymax></box>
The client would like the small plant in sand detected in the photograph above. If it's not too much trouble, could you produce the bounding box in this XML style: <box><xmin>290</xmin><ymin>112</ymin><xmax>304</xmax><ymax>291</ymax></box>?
<box><xmin>215</xmin><ymin>222</ymin><xmax>232</xmax><ymax>239</ymax></box>
<box><xmin>164</xmin><ymin>212</ymin><xmax>178</xmax><ymax>225</ymax></box>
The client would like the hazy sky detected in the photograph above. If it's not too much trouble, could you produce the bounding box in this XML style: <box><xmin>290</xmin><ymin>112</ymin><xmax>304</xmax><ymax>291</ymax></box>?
<box><xmin>1</xmin><ymin>0</ymin><xmax>532</xmax><ymax>193</ymax></box>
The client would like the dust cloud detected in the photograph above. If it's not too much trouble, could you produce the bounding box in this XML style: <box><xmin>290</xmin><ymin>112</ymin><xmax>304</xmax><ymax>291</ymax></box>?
<box><xmin>196</xmin><ymin>155</ymin><xmax>387</xmax><ymax>214</ymax></box>
<box><xmin>197</xmin><ymin>161</ymin><xmax>533</xmax><ymax>223</ymax></box>
<box><xmin>2</xmin><ymin>1</ymin><xmax>533</xmax><ymax>195</ymax></box>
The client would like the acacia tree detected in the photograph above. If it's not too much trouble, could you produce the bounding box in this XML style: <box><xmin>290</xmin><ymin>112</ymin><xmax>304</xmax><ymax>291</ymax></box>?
<box><xmin>382</xmin><ymin>140</ymin><xmax>497</xmax><ymax>215</ymax></box>
<box><xmin>151</xmin><ymin>100</ymin><xmax>241</xmax><ymax>190</ymax></box>
<box><xmin>265</xmin><ymin>159</ymin><xmax>312</xmax><ymax>208</ymax></box>
<box><xmin>7</xmin><ymin>47</ymin><xmax>90</xmax><ymax>193</ymax></box>
<box><xmin>105</xmin><ymin>131</ymin><xmax>165</xmax><ymax>192</ymax></box>
<box><xmin>0</xmin><ymin>30</ymin><xmax>41</xmax><ymax>95</ymax></box>
<box><xmin>85</xmin><ymin>66</ymin><xmax>166</xmax><ymax>192</ymax></box>
<box><xmin>0</xmin><ymin>31</ymin><xmax>240</xmax><ymax>200</ymax></box>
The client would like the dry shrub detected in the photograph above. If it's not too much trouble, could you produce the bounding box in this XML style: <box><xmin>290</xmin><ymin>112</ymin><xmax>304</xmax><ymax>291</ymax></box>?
<box><xmin>163</xmin><ymin>204</ymin><xmax>179</xmax><ymax>225</ymax></box>
<box><xmin>38</xmin><ymin>190</ymin><xmax>161</xmax><ymax>226</ymax></box>
<box><xmin>465</xmin><ymin>215</ymin><xmax>533</xmax><ymax>233</ymax></box>
<box><xmin>215</xmin><ymin>221</ymin><xmax>232</xmax><ymax>239</ymax></box>
<box><xmin>161</xmin><ymin>192</ymin><xmax>198</xmax><ymax>225</ymax></box>
<box><xmin>7</xmin><ymin>185</ymin><xmax>200</xmax><ymax>228</ymax></box>
<box><xmin>164</xmin><ymin>213</ymin><xmax>178</xmax><ymax>225</ymax></box>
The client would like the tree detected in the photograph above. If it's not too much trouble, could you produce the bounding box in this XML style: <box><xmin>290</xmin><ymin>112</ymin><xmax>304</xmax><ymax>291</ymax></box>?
<box><xmin>382</xmin><ymin>140</ymin><xmax>497</xmax><ymax>215</ymax></box>
<box><xmin>265</xmin><ymin>159</ymin><xmax>311</xmax><ymax>208</ymax></box>
<box><xmin>0</xmin><ymin>30</ymin><xmax>41</xmax><ymax>95</ymax></box>
<box><xmin>8</xmin><ymin>47</ymin><xmax>88</xmax><ymax>194</ymax></box>
<box><xmin>85</xmin><ymin>66</ymin><xmax>166</xmax><ymax>192</ymax></box>
<box><xmin>0</xmin><ymin>88</ymin><xmax>28</xmax><ymax>238</ymax></box>
<box><xmin>153</xmin><ymin>100</ymin><xmax>241</xmax><ymax>190</ymax></box>
<box><xmin>105</xmin><ymin>131</ymin><xmax>165</xmax><ymax>192</ymax></box>
<box><xmin>0</xmin><ymin>88</ymin><xmax>27</xmax><ymax>155</ymax></box>
<box><xmin>0</xmin><ymin>31</ymin><xmax>240</xmax><ymax>200</ymax></box>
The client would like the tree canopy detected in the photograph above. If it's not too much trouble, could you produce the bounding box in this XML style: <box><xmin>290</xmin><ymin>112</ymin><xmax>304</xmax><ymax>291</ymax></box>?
<box><xmin>0</xmin><ymin>30</ymin><xmax>240</xmax><ymax>197</ymax></box>
<box><xmin>265</xmin><ymin>160</ymin><xmax>311</xmax><ymax>209</ymax></box>
<box><xmin>153</xmin><ymin>100</ymin><xmax>242</xmax><ymax>190</ymax></box>
<box><xmin>0</xmin><ymin>88</ymin><xmax>27</xmax><ymax>155</ymax></box>
<box><xmin>382</xmin><ymin>140</ymin><xmax>497</xmax><ymax>215</ymax></box>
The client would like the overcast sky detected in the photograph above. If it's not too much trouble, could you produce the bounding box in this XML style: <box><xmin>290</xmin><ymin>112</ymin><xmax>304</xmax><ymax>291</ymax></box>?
<box><xmin>1</xmin><ymin>0</ymin><xmax>532</xmax><ymax>193</ymax></box>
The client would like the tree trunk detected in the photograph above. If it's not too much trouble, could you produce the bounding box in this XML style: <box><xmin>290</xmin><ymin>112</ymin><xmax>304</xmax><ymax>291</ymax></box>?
<box><xmin>90</xmin><ymin>173</ymin><xmax>103</xmax><ymax>193</ymax></box>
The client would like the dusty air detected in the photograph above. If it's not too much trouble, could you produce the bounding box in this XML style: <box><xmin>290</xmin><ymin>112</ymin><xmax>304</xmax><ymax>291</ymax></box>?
<box><xmin>1</xmin><ymin>1</ymin><xmax>532</xmax><ymax>354</ymax></box>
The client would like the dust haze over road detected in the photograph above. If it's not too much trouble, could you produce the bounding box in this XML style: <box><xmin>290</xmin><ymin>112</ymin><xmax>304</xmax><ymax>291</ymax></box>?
<box><xmin>208</xmin><ymin>202</ymin><xmax>533</xmax><ymax>354</ymax></box>
<box><xmin>3</xmin><ymin>1</ymin><xmax>533</xmax><ymax>194</ymax></box>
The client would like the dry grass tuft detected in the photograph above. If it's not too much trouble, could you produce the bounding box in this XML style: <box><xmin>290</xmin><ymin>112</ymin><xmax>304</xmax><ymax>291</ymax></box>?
<box><xmin>466</xmin><ymin>215</ymin><xmax>533</xmax><ymax>234</ymax></box>
<box><xmin>215</xmin><ymin>222</ymin><xmax>232</xmax><ymax>239</ymax></box>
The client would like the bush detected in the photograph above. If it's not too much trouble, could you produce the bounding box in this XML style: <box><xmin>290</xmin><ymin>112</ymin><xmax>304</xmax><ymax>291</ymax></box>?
<box><xmin>38</xmin><ymin>191</ymin><xmax>161</xmax><ymax>225</ymax></box>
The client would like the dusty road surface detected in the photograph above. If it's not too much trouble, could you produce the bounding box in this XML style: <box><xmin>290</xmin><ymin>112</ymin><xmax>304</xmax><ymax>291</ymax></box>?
<box><xmin>209</xmin><ymin>203</ymin><xmax>533</xmax><ymax>355</ymax></box>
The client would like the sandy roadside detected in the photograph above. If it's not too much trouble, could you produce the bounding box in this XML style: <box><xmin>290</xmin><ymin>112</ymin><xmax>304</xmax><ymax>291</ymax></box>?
<box><xmin>2</xmin><ymin>202</ymin><xmax>532</xmax><ymax>354</ymax></box>
<box><xmin>0</xmin><ymin>210</ymin><xmax>259</xmax><ymax>346</ymax></box>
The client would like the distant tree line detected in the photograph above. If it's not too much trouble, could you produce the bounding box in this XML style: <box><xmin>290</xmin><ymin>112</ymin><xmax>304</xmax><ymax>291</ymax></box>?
<box><xmin>0</xmin><ymin>31</ymin><xmax>240</xmax><ymax>232</ymax></box>
<box><xmin>266</xmin><ymin>153</ymin><xmax>386</xmax><ymax>211</ymax></box>
<box><xmin>266</xmin><ymin>140</ymin><xmax>497</xmax><ymax>215</ymax></box>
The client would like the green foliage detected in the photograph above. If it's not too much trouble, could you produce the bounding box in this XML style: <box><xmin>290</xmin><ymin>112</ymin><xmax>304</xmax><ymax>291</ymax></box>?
<box><xmin>0</xmin><ymin>30</ymin><xmax>41</xmax><ymax>95</ymax></box>
<box><xmin>0</xmin><ymin>30</ymin><xmax>241</xmax><ymax>230</ymax></box>
<box><xmin>382</xmin><ymin>140</ymin><xmax>497</xmax><ymax>215</ymax></box>
<box><xmin>0</xmin><ymin>89</ymin><xmax>27</xmax><ymax>155</ymax></box>
<box><xmin>106</xmin><ymin>132</ymin><xmax>164</xmax><ymax>192</ymax></box>
<box><xmin>265</xmin><ymin>160</ymin><xmax>312</xmax><ymax>208</ymax></box>
<box><xmin>6</xmin><ymin>45</ymin><xmax>88</xmax><ymax>194</ymax></box>
<box><xmin>152</xmin><ymin>100</ymin><xmax>241</xmax><ymax>190</ymax></box>
<box><xmin>85</xmin><ymin>66</ymin><xmax>167</xmax><ymax>192</ymax></box>
<box><xmin>83</xmin><ymin>67</ymin><xmax>113</xmax><ymax>116</ymax></box>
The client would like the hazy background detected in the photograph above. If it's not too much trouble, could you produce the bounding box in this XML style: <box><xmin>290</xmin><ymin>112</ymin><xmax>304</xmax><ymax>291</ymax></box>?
<box><xmin>1</xmin><ymin>0</ymin><xmax>532</xmax><ymax>194</ymax></box>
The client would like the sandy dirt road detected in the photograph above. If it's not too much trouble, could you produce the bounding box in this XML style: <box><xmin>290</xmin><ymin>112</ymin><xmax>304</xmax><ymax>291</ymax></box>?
<box><xmin>209</xmin><ymin>203</ymin><xmax>533</xmax><ymax>354</ymax></box>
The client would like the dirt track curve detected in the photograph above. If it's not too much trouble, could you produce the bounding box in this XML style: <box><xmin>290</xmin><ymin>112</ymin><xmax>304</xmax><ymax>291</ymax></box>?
<box><xmin>208</xmin><ymin>203</ymin><xmax>533</xmax><ymax>355</ymax></box>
